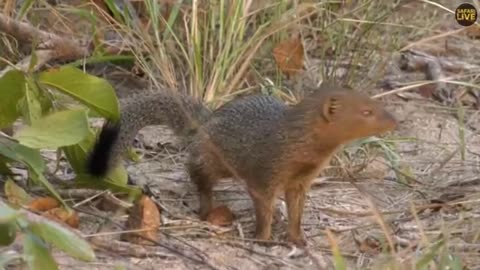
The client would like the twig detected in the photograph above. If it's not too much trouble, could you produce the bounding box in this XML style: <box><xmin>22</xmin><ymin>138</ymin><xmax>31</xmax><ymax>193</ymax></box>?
<box><xmin>0</xmin><ymin>14</ymin><xmax>89</xmax><ymax>76</ymax></box>
<box><xmin>90</xmin><ymin>237</ymin><xmax>177</xmax><ymax>259</ymax></box>
<box><xmin>0</xmin><ymin>14</ymin><xmax>125</xmax><ymax>76</ymax></box>
<box><xmin>72</xmin><ymin>207</ymin><xmax>222</xmax><ymax>270</ymax></box>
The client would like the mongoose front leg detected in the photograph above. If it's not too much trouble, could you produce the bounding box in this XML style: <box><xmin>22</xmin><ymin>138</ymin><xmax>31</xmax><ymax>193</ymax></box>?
<box><xmin>285</xmin><ymin>185</ymin><xmax>308</xmax><ymax>247</ymax></box>
<box><xmin>189</xmin><ymin>166</ymin><xmax>215</xmax><ymax>220</ymax></box>
<box><xmin>249</xmin><ymin>189</ymin><xmax>276</xmax><ymax>241</ymax></box>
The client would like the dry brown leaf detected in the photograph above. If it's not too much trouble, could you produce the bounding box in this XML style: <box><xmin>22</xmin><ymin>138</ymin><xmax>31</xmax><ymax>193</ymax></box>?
<box><xmin>27</xmin><ymin>197</ymin><xmax>59</xmax><ymax>212</ymax></box>
<box><xmin>272</xmin><ymin>36</ymin><xmax>304</xmax><ymax>78</ymax></box>
<box><xmin>122</xmin><ymin>195</ymin><xmax>161</xmax><ymax>245</ymax></box>
<box><xmin>465</xmin><ymin>24</ymin><xmax>480</xmax><ymax>39</ymax></box>
<box><xmin>206</xmin><ymin>205</ymin><xmax>234</xmax><ymax>227</ymax></box>
<box><xmin>357</xmin><ymin>236</ymin><xmax>382</xmax><ymax>254</ymax></box>
<box><xmin>43</xmin><ymin>207</ymin><xmax>80</xmax><ymax>228</ymax></box>
<box><xmin>417</xmin><ymin>84</ymin><xmax>436</xmax><ymax>98</ymax></box>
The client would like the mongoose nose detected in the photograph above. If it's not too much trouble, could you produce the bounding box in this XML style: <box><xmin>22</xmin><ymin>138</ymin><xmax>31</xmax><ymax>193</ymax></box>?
<box><xmin>383</xmin><ymin>110</ymin><xmax>398</xmax><ymax>130</ymax></box>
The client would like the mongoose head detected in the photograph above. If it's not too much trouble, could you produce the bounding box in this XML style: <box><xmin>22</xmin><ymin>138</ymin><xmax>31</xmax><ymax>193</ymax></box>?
<box><xmin>307</xmin><ymin>85</ymin><xmax>397</xmax><ymax>143</ymax></box>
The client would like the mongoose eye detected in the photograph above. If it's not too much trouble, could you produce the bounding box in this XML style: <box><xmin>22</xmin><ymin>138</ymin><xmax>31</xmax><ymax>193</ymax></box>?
<box><xmin>362</xmin><ymin>109</ymin><xmax>373</xmax><ymax>117</ymax></box>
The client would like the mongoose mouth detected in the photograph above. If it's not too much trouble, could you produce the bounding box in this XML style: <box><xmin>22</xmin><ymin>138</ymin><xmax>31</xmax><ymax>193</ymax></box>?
<box><xmin>381</xmin><ymin>110</ymin><xmax>398</xmax><ymax>132</ymax></box>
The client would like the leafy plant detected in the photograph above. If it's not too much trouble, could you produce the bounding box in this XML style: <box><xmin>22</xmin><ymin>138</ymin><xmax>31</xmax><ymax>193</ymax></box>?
<box><xmin>0</xmin><ymin>65</ymin><xmax>141</xmax><ymax>202</ymax></box>
<box><xmin>0</xmin><ymin>201</ymin><xmax>95</xmax><ymax>269</ymax></box>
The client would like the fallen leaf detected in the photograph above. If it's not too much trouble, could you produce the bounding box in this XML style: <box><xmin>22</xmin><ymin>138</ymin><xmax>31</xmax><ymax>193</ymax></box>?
<box><xmin>465</xmin><ymin>24</ymin><xmax>480</xmax><ymax>39</ymax></box>
<box><xmin>122</xmin><ymin>195</ymin><xmax>161</xmax><ymax>245</ymax></box>
<box><xmin>357</xmin><ymin>236</ymin><xmax>382</xmax><ymax>254</ymax></box>
<box><xmin>207</xmin><ymin>205</ymin><xmax>234</xmax><ymax>227</ymax></box>
<box><xmin>27</xmin><ymin>197</ymin><xmax>59</xmax><ymax>212</ymax></box>
<box><xmin>273</xmin><ymin>35</ymin><xmax>304</xmax><ymax>78</ymax></box>
<box><xmin>43</xmin><ymin>208</ymin><xmax>80</xmax><ymax>229</ymax></box>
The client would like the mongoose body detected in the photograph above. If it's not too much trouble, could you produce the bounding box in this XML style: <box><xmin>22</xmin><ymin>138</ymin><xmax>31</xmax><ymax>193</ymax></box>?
<box><xmin>87</xmin><ymin>84</ymin><xmax>397</xmax><ymax>246</ymax></box>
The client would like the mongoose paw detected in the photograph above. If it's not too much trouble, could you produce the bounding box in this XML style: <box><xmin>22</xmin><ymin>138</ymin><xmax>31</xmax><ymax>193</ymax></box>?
<box><xmin>254</xmin><ymin>231</ymin><xmax>272</xmax><ymax>243</ymax></box>
<box><xmin>288</xmin><ymin>235</ymin><xmax>307</xmax><ymax>247</ymax></box>
<box><xmin>198</xmin><ymin>209</ymin><xmax>210</xmax><ymax>221</ymax></box>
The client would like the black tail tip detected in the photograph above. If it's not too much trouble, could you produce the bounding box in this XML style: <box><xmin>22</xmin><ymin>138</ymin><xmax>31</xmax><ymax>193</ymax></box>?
<box><xmin>86</xmin><ymin>120</ymin><xmax>121</xmax><ymax>178</ymax></box>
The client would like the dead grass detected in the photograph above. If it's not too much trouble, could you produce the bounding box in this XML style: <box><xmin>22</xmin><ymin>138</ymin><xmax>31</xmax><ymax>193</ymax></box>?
<box><xmin>2</xmin><ymin>0</ymin><xmax>480</xmax><ymax>269</ymax></box>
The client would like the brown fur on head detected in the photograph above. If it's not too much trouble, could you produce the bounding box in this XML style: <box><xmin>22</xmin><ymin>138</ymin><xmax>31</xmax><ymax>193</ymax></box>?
<box><xmin>301</xmin><ymin>83</ymin><xmax>397</xmax><ymax>143</ymax></box>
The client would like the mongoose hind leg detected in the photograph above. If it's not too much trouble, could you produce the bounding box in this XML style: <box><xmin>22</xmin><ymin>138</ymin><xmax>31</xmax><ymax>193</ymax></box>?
<box><xmin>285</xmin><ymin>185</ymin><xmax>308</xmax><ymax>247</ymax></box>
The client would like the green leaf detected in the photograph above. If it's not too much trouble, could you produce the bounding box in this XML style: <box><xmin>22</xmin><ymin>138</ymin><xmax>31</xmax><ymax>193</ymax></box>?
<box><xmin>332</xmin><ymin>247</ymin><xmax>347</xmax><ymax>270</ymax></box>
<box><xmin>64</xmin><ymin>128</ymin><xmax>129</xmax><ymax>186</ymax></box>
<box><xmin>107</xmin><ymin>164</ymin><xmax>129</xmax><ymax>186</ymax></box>
<box><xmin>15</xmin><ymin>109</ymin><xmax>90</xmax><ymax>149</ymax></box>
<box><xmin>27</xmin><ymin>220</ymin><xmax>95</xmax><ymax>262</ymax></box>
<box><xmin>0</xmin><ymin>70</ymin><xmax>26</xmax><ymax>128</ymax></box>
<box><xmin>415</xmin><ymin>239</ymin><xmax>445</xmax><ymax>270</ymax></box>
<box><xmin>38</xmin><ymin>66</ymin><xmax>120</xmax><ymax>120</ymax></box>
<box><xmin>16</xmin><ymin>0</ymin><xmax>35</xmax><ymax>20</ymax></box>
<box><xmin>62</xmin><ymin>128</ymin><xmax>96</xmax><ymax>174</ymax></box>
<box><xmin>75</xmin><ymin>174</ymin><xmax>142</xmax><ymax>200</ymax></box>
<box><xmin>18</xmin><ymin>76</ymin><xmax>43</xmax><ymax>125</ymax></box>
<box><xmin>4</xmin><ymin>178</ymin><xmax>33</xmax><ymax>208</ymax></box>
<box><xmin>447</xmin><ymin>254</ymin><xmax>464</xmax><ymax>270</ymax></box>
<box><xmin>0</xmin><ymin>157</ymin><xmax>11</xmax><ymax>174</ymax></box>
<box><xmin>23</xmin><ymin>233</ymin><xmax>59</xmax><ymax>270</ymax></box>
<box><xmin>0</xmin><ymin>221</ymin><xmax>17</xmax><ymax>246</ymax></box>
<box><xmin>0</xmin><ymin>137</ymin><xmax>66</xmax><ymax>208</ymax></box>
<box><xmin>0</xmin><ymin>137</ymin><xmax>45</xmax><ymax>173</ymax></box>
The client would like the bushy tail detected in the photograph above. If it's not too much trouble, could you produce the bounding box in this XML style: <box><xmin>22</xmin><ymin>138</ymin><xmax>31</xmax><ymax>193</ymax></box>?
<box><xmin>86</xmin><ymin>91</ymin><xmax>211</xmax><ymax>178</ymax></box>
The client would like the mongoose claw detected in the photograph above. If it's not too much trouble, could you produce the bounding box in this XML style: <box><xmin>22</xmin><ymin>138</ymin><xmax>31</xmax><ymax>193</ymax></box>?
<box><xmin>288</xmin><ymin>235</ymin><xmax>307</xmax><ymax>247</ymax></box>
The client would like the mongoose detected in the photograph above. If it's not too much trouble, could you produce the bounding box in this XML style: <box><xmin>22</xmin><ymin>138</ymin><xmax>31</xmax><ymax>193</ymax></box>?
<box><xmin>86</xmin><ymin>83</ymin><xmax>397</xmax><ymax>246</ymax></box>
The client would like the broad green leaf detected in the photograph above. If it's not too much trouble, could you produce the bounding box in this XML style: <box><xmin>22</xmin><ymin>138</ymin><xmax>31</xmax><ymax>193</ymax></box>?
<box><xmin>18</xmin><ymin>77</ymin><xmax>42</xmax><ymax>125</ymax></box>
<box><xmin>75</xmin><ymin>174</ymin><xmax>141</xmax><ymax>201</ymax></box>
<box><xmin>0</xmin><ymin>137</ymin><xmax>65</xmax><ymax>208</ymax></box>
<box><xmin>28</xmin><ymin>220</ymin><xmax>95</xmax><ymax>262</ymax></box>
<box><xmin>38</xmin><ymin>66</ymin><xmax>120</xmax><ymax>120</ymax></box>
<box><xmin>0</xmin><ymin>157</ymin><xmax>11</xmax><ymax>174</ymax></box>
<box><xmin>127</xmin><ymin>148</ymin><xmax>141</xmax><ymax>162</ymax></box>
<box><xmin>15</xmin><ymin>109</ymin><xmax>90</xmax><ymax>149</ymax></box>
<box><xmin>23</xmin><ymin>233</ymin><xmax>59</xmax><ymax>270</ymax></box>
<box><xmin>4</xmin><ymin>178</ymin><xmax>33</xmax><ymax>208</ymax></box>
<box><xmin>64</xmin><ymin>128</ymin><xmax>129</xmax><ymax>186</ymax></box>
<box><xmin>62</xmin><ymin>128</ymin><xmax>96</xmax><ymax>173</ymax></box>
<box><xmin>105</xmin><ymin>164</ymin><xmax>129</xmax><ymax>186</ymax></box>
<box><xmin>0</xmin><ymin>70</ymin><xmax>26</xmax><ymax>128</ymax></box>
<box><xmin>0</xmin><ymin>221</ymin><xmax>17</xmax><ymax>246</ymax></box>
<box><xmin>0</xmin><ymin>137</ymin><xmax>45</xmax><ymax>173</ymax></box>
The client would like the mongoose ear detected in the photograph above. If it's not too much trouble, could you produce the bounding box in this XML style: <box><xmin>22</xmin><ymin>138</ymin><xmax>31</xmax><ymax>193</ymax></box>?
<box><xmin>322</xmin><ymin>96</ymin><xmax>342</xmax><ymax>122</ymax></box>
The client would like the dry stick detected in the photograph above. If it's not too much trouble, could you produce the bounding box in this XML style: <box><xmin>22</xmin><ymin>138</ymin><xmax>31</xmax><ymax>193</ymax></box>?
<box><xmin>400</xmin><ymin>27</ymin><xmax>465</xmax><ymax>52</ymax></box>
<box><xmin>72</xmin><ymin>207</ymin><xmax>221</xmax><ymax>270</ymax></box>
<box><xmin>0</xmin><ymin>13</ymin><xmax>89</xmax><ymax>75</ymax></box>
<box><xmin>0</xmin><ymin>14</ymin><xmax>124</xmax><ymax>76</ymax></box>
<box><xmin>344</xmin><ymin>171</ymin><xmax>397</xmax><ymax>256</ymax></box>
<box><xmin>4</xmin><ymin>199</ymin><xmax>216</xmax><ymax>267</ymax></box>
